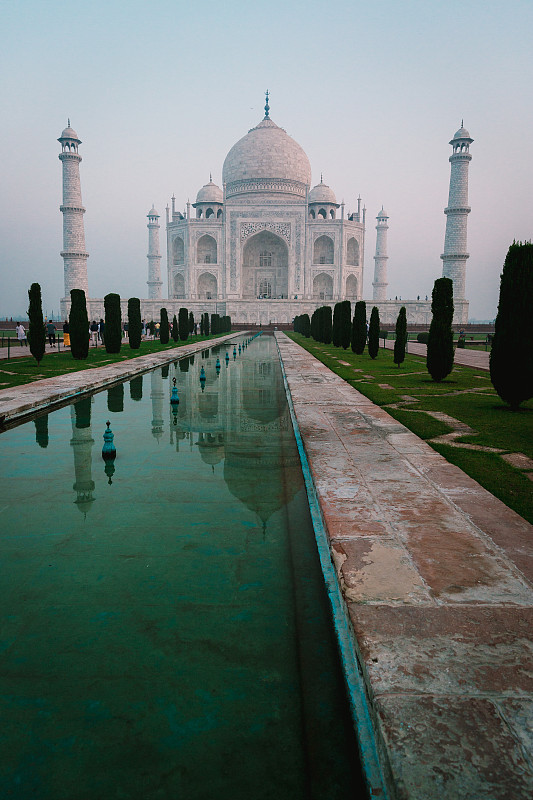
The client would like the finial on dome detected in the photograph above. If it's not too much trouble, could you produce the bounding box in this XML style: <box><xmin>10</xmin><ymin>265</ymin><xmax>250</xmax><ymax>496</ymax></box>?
<box><xmin>320</xmin><ymin>173</ymin><xmax>323</xmax><ymax>184</ymax></box>
<box><xmin>209</xmin><ymin>172</ymin><xmax>212</xmax><ymax>182</ymax></box>
<box><xmin>68</xmin><ymin>118</ymin><xmax>70</xmax><ymax>127</ymax></box>
<box><xmin>461</xmin><ymin>118</ymin><xmax>464</xmax><ymax>127</ymax></box>
<box><xmin>264</xmin><ymin>90</ymin><xmax>270</xmax><ymax>119</ymax></box>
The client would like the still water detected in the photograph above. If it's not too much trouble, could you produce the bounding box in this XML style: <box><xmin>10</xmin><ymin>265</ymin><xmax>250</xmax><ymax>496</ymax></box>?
<box><xmin>0</xmin><ymin>334</ymin><xmax>364</xmax><ymax>799</ymax></box>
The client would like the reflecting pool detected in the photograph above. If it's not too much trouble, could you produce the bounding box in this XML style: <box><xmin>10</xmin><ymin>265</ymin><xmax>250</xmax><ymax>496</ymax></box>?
<box><xmin>0</xmin><ymin>334</ymin><xmax>365</xmax><ymax>799</ymax></box>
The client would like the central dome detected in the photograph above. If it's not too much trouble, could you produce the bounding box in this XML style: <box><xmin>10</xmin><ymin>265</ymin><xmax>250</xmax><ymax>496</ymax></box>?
<box><xmin>222</xmin><ymin>117</ymin><xmax>312</xmax><ymax>198</ymax></box>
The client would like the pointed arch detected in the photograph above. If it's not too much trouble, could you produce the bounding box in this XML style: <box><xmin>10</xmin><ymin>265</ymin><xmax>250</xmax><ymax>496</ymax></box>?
<box><xmin>197</xmin><ymin>234</ymin><xmax>217</xmax><ymax>264</ymax></box>
<box><xmin>173</xmin><ymin>237</ymin><xmax>184</xmax><ymax>265</ymax></box>
<box><xmin>313</xmin><ymin>273</ymin><xmax>333</xmax><ymax>300</ymax></box>
<box><xmin>198</xmin><ymin>272</ymin><xmax>217</xmax><ymax>299</ymax></box>
<box><xmin>313</xmin><ymin>235</ymin><xmax>334</xmax><ymax>265</ymax></box>
<box><xmin>346</xmin><ymin>237</ymin><xmax>359</xmax><ymax>266</ymax></box>
<box><xmin>345</xmin><ymin>274</ymin><xmax>358</xmax><ymax>299</ymax></box>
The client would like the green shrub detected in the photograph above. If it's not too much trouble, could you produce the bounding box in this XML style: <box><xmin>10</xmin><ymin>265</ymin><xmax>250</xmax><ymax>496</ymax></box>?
<box><xmin>490</xmin><ymin>241</ymin><xmax>533</xmax><ymax>408</ymax></box>
<box><xmin>351</xmin><ymin>301</ymin><xmax>367</xmax><ymax>354</ymax></box>
<box><xmin>128</xmin><ymin>298</ymin><xmax>142</xmax><ymax>349</ymax></box>
<box><xmin>457</xmin><ymin>337</ymin><xmax>466</xmax><ymax>348</ymax></box>
<box><xmin>417</xmin><ymin>332</ymin><xmax>429</xmax><ymax>344</ymax></box>
<box><xmin>379</xmin><ymin>329</ymin><xmax>388</xmax><ymax>340</ymax></box>
<box><xmin>179</xmin><ymin>307</ymin><xmax>189</xmax><ymax>341</ymax></box>
<box><xmin>189</xmin><ymin>312</ymin><xmax>194</xmax><ymax>334</ymax></box>
<box><xmin>28</xmin><ymin>283</ymin><xmax>46</xmax><ymax>364</ymax></box>
<box><xmin>160</xmin><ymin>308</ymin><xmax>169</xmax><ymax>344</ymax></box>
<box><xmin>427</xmin><ymin>277</ymin><xmax>454</xmax><ymax>382</ymax></box>
<box><xmin>368</xmin><ymin>306</ymin><xmax>380</xmax><ymax>359</ymax></box>
<box><xmin>69</xmin><ymin>288</ymin><xmax>89</xmax><ymax>360</ymax></box>
<box><xmin>394</xmin><ymin>307</ymin><xmax>407</xmax><ymax>367</ymax></box>
<box><xmin>104</xmin><ymin>293</ymin><xmax>122</xmax><ymax>354</ymax></box>
<box><xmin>171</xmin><ymin>314</ymin><xmax>179</xmax><ymax>342</ymax></box>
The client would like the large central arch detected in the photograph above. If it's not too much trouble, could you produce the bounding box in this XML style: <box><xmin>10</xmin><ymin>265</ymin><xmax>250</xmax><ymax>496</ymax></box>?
<box><xmin>241</xmin><ymin>231</ymin><xmax>289</xmax><ymax>299</ymax></box>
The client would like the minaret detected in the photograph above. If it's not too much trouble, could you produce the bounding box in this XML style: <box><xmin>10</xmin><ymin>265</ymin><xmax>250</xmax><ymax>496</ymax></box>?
<box><xmin>146</xmin><ymin>206</ymin><xmax>163</xmax><ymax>299</ymax></box>
<box><xmin>441</xmin><ymin>123</ymin><xmax>473</xmax><ymax>304</ymax></box>
<box><xmin>70</xmin><ymin>398</ymin><xmax>95</xmax><ymax>516</ymax></box>
<box><xmin>150</xmin><ymin>369</ymin><xmax>164</xmax><ymax>441</ymax></box>
<box><xmin>372</xmin><ymin>207</ymin><xmax>389</xmax><ymax>302</ymax></box>
<box><xmin>58</xmin><ymin>122</ymin><xmax>89</xmax><ymax>300</ymax></box>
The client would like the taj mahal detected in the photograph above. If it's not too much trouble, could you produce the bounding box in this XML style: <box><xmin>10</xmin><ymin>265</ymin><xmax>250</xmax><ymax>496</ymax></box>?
<box><xmin>58</xmin><ymin>94</ymin><xmax>472</xmax><ymax>324</ymax></box>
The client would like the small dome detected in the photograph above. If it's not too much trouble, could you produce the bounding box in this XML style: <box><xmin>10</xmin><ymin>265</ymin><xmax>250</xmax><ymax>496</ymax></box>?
<box><xmin>309</xmin><ymin>180</ymin><xmax>337</xmax><ymax>205</ymax></box>
<box><xmin>377</xmin><ymin>207</ymin><xmax>388</xmax><ymax>218</ymax></box>
<box><xmin>452</xmin><ymin>126</ymin><xmax>472</xmax><ymax>140</ymax></box>
<box><xmin>60</xmin><ymin>126</ymin><xmax>80</xmax><ymax>141</ymax></box>
<box><xmin>147</xmin><ymin>205</ymin><xmax>159</xmax><ymax>217</ymax></box>
<box><xmin>195</xmin><ymin>179</ymin><xmax>223</xmax><ymax>204</ymax></box>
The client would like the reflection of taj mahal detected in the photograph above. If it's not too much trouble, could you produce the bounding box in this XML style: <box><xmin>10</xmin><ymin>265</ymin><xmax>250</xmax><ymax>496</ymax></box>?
<box><xmin>59</xmin><ymin>94</ymin><xmax>472</xmax><ymax>324</ymax></box>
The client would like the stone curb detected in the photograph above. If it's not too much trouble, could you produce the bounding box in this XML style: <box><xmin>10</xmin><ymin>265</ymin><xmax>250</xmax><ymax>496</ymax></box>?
<box><xmin>276</xmin><ymin>332</ymin><xmax>533</xmax><ymax>800</ymax></box>
<box><xmin>0</xmin><ymin>333</ymin><xmax>241</xmax><ymax>426</ymax></box>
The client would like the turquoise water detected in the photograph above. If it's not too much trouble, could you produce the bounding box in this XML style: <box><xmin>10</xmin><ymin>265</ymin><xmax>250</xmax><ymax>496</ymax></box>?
<box><xmin>0</xmin><ymin>335</ymin><xmax>364</xmax><ymax>799</ymax></box>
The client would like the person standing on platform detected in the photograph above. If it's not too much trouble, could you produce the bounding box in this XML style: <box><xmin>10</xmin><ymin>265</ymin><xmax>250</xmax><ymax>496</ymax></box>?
<box><xmin>16</xmin><ymin>322</ymin><xmax>27</xmax><ymax>346</ymax></box>
<box><xmin>62</xmin><ymin>320</ymin><xmax>70</xmax><ymax>347</ymax></box>
<box><xmin>46</xmin><ymin>320</ymin><xmax>56</xmax><ymax>347</ymax></box>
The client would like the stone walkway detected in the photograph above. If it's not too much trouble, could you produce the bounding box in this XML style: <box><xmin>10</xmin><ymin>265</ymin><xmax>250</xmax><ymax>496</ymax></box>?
<box><xmin>0</xmin><ymin>334</ymin><xmax>240</xmax><ymax>425</ymax></box>
<box><xmin>383</xmin><ymin>338</ymin><xmax>490</xmax><ymax>371</ymax></box>
<box><xmin>276</xmin><ymin>332</ymin><xmax>532</xmax><ymax>800</ymax></box>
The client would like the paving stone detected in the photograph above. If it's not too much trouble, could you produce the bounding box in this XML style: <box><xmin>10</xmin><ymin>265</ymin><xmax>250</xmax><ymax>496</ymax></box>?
<box><xmin>276</xmin><ymin>332</ymin><xmax>533</xmax><ymax>800</ymax></box>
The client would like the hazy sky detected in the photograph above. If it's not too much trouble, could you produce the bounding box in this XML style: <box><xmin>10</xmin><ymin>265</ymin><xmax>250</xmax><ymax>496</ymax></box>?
<box><xmin>1</xmin><ymin>0</ymin><xmax>531</xmax><ymax>320</ymax></box>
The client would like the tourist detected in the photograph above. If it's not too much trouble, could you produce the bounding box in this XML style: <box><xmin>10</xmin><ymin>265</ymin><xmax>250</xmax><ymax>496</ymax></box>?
<box><xmin>62</xmin><ymin>320</ymin><xmax>70</xmax><ymax>347</ymax></box>
<box><xmin>46</xmin><ymin>320</ymin><xmax>56</xmax><ymax>347</ymax></box>
<box><xmin>99</xmin><ymin>318</ymin><xmax>105</xmax><ymax>346</ymax></box>
<box><xmin>90</xmin><ymin>320</ymin><xmax>98</xmax><ymax>346</ymax></box>
<box><xmin>16</xmin><ymin>322</ymin><xmax>27</xmax><ymax>346</ymax></box>
<box><xmin>124</xmin><ymin>321</ymin><xmax>129</xmax><ymax>339</ymax></box>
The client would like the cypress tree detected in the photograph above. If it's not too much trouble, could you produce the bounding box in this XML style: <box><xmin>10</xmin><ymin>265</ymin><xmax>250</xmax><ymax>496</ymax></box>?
<box><xmin>427</xmin><ymin>277</ymin><xmax>454</xmax><ymax>382</ymax></box>
<box><xmin>160</xmin><ymin>308</ymin><xmax>170</xmax><ymax>344</ymax></box>
<box><xmin>189</xmin><ymin>311</ymin><xmax>195</xmax><ymax>334</ymax></box>
<box><xmin>34</xmin><ymin>414</ymin><xmax>49</xmax><ymax>448</ymax></box>
<box><xmin>340</xmin><ymin>300</ymin><xmax>352</xmax><ymax>349</ymax></box>
<box><xmin>311</xmin><ymin>309</ymin><xmax>319</xmax><ymax>340</ymax></box>
<box><xmin>204</xmin><ymin>312</ymin><xmax>210</xmax><ymax>336</ymax></box>
<box><xmin>171</xmin><ymin>314</ymin><xmax>179</xmax><ymax>342</ymax></box>
<box><xmin>301</xmin><ymin>313</ymin><xmax>311</xmax><ymax>337</ymax></box>
<box><xmin>368</xmin><ymin>306</ymin><xmax>380</xmax><ymax>359</ymax></box>
<box><xmin>69</xmin><ymin>288</ymin><xmax>89</xmax><ymax>360</ymax></box>
<box><xmin>351</xmin><ymin>300</ymin><xmax>367</xmax><ymax>354</ymax></box>
<box><xmin>322</xmin><ymin>305</ymin><xmax>332</xmax><ymax>344</ymax></box>
<box><xmin>394</xmin><ymin>306</ymin><xmax>407</xmax><ymax>368</ymax></box>
<box><xmin>490</xmin><ymin>241</ymin><xmax>533</xmax><ymax>408</ymax></box>
<box><xmin>226</xmin><ymin>315</ymin><xmax>231</xmax><ymax>332</ymax></box>
<box><xmin>107</xmin><ymin>384</ymin><xmax>124</xmax><ymax>413</ymax></box>
<box><xmin>104</xmin><ymin>293</ymin><xmax>122</xmax><ymax>353</ymax></box>
<box><xmin>200</xmin><ymin>315</ymin><xmax>204</xmax><ymax>335</ymax></box>
<box><xmin>130</xmin><ymin>375</ymin><xmax>143</xmax><ymax>401</ymax></box>
<box><xmin>211</xmin><ymin>313</ymin><xmax>218</xmax><ymax>335</ymax></box>
<box><xmin>27</xmin><ymin>282</ymin><xmax>46</xmax><ymax>364</ymax></box>
<box><xmin>179</xmin><ymin>307</ymin><xmax>189</xmax><ymax>341</ymax></box>
<box><xmin>128</xmin><ymin>297</ymin><xmax>142</xmax><ymax>349</ymax></box>
<box><xmin>332</xmin><ymin>302</ymin><xmax>342</xmax><ymax>347</ymax></box>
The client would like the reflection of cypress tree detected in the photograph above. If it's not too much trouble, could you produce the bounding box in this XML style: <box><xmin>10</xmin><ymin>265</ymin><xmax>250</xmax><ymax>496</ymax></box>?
<box><xmin>130</xmin><ymin>375</ymin><xmax>143</xmax><ymax>401</ymax></box>
<box><xmin>179</xmin><ymin>358</ymin><xmax>189</xmax><ymax>372</ymax></box>
<box><xmin>34</xmin><ymin>414</ymin><xmax>49</xmax><ymax>448</ymax></box>
<box><xmin>189</xmin><ymin>354</ymin><xmax>195</xmax><ymax>366</ymax></box>
<box><xmin>74</xmin><ymin>397</ymin><xmax>92</xmax><ymax>428</ymax></box>
<box><xmin>162</xmin><ymin>364</ymin><xmax>169</xmax><ymax>379</ymax></box>
<box><xmin>107</xmin><ymin>384</ymin><xmax>124</xmax><ymax>413</ymax></box>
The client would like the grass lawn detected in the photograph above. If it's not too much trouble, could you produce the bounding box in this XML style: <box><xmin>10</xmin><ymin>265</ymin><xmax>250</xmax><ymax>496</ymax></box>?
<box><xmin>0</xmin><ymin>334</ymin><xmax>228</xmax><ymax>390</ymax></box>
<box><xmin>287</xmin><ymin>332</ymin><xmax>532</xmax><ymax>524</ymax></box>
